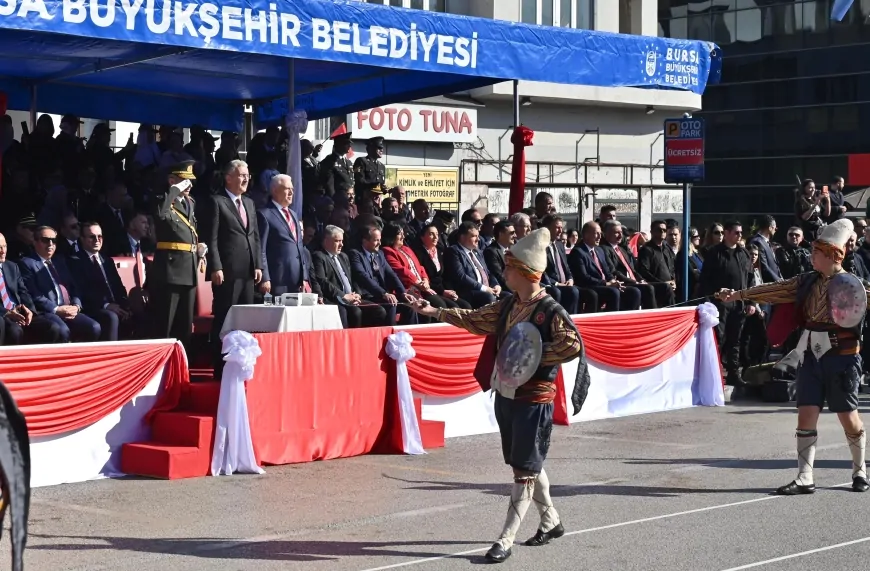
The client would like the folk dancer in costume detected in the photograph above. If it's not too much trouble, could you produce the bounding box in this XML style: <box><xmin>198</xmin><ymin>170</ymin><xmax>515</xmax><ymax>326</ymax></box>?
<box><xmin>718</xmin><ymin>218</ymin><xmax>870</xmax><ymax>495</ymax></box>
<box><xmin>410</xmin><ymin>228</ymin><xmax>590</xmax><ymax>563</ymax></box>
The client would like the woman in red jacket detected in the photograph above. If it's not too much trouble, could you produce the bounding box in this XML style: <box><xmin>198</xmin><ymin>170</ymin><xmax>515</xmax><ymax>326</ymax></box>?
<box><xmin>381</xmin><ymin>222</ymin><xmax>459</xmax><ymax>320</ymax></box>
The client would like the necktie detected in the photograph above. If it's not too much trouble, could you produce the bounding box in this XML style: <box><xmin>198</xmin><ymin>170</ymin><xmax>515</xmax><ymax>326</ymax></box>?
<box><xmin>469</xmin><ymin>250</ymin><xmax>488</xmax><ymax>284</ymax></box>
<box><xmin>93</xmin><ymin>255</ymin><xmax>114</xmax><ymax>302</ymax></box>
<box><xmin>134</xmin><ymin>243</ymin><xmax>146</xmax><ymax>288</ymax></box>
<box><xmin>236</xmin><ymin>197</ymin><xmax>248</xmax><ymax>228</ymax></box>
<box><xmin>0</xmin><ymin>269</ymin><xmax>15</xmax><ymax>311</ymax></box>
<box><xmin>590</xmin><ymin>248</ymin><xmax>605</xmax><ymax>279</ymax></box>
<box><xmin>371</xmin><ymin>252</ymin><xmax>380</xmax><ymax>273</ymax></box>
<box><xmin>115</xmin><ymin>208</ymin><xmax>124</xmax><ymax>227</ymax></box>
<box><xmin>47</xmin><ymin>261</ymin><xmax>71</xmax><ymax>305</ymax></box>
<box><xmin>282</xmin><ymin>207</ymin><xmax>297</xmax><ymax>240</ymax></box>
<box><xmin>614</xmin><ymin>246</ymin><xmax>637</xmax><ymax>281</ymax></box>
<box><xmin>552</xmin><ymin>244</ymin><xmax>566</xmax><ymax>282</ymax></box>
<box><xmin>334</xmin><ymin>255</ymin><xmax>352</xmax><ymax>295</ymax></box>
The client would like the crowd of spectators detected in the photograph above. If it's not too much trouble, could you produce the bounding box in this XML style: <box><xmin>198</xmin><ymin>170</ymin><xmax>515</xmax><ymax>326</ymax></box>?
<box><xmin>2</xmin><ymin>115</ymin><xmax>867</xmax><ymax>390</ymax></box>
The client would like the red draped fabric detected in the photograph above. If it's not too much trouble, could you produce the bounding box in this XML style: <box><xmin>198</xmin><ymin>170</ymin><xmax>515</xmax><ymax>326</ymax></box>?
<box><xmin>406</xmin><ymin>308</ymin><xmax>698</xmax><ymax>398</ymax></box>
<box><xmin>574</xmin><ymin>309</ymin><xmax>698</xmax><ymax>370</ymax></box>
<box><xmin>247</xmin><ymin>328</ymin><xmax>402</xmax><ymax>465</ymax></box>
<box><xmin>0</xmin><ymin>341</ymin><xmax>186</xmax><ymax>436</ymax></box>
<box><xmin>508</xmin><ymin>126</ymin><xmax>534</xmax><ymax>215</ymax></box>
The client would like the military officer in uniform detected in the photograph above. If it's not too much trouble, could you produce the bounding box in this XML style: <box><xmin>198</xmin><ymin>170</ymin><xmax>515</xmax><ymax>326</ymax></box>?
<box><xmin>150</xmin><ymin>160</ymin><xmax>205</xmax><ymax>349</ymax></box>
<box><xmin>354</xmin><ymin>136</ymin><xmax>387</xmax><ymax>218</ymax></box>
<box><xmin>318</xmin><ymin>132</ymin><xmax>354</xmax><ymax>198</ymax></box>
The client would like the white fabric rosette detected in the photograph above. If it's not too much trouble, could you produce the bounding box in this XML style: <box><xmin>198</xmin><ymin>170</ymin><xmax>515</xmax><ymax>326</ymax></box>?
<box><xmin>285</xmin><ymin>109</ymin><xmax>308</xmax><ymax>219</ymax></box>
<box><xmin>386</xmin><ymin>331</ymin><xmax>426</xmax><ymax>455</ymax></box>
<box><xmin>211</xmin><ymin>330</ymin><xmax>265</xmax><ymax>476</ymax></box>
<box><xmin>695</xmin><ymin>302</ymin><xmax>725</xmax><ymax>406</ymax></box>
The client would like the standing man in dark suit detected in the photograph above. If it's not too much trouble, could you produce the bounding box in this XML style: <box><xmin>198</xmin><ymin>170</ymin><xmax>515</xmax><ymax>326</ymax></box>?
<box><xmin>541</xmin><ymin>214</ymin><xmax>581</xmax><ymax>314</ymax></box>
<box><xmin>443</xmin><ymin>221</ymin><xmax>502</xmax><ymax>308</ymax></box>
<box><xmin>68</xmin><ymin>222</ymin><xmax>132</xmax><ymax>341</ymax></box>
<box><xmin>636</xmin><ymin>220</ymin><xmax>677</xmax><ymax>307</ymax></box>
<box><xmin>206</xmin><ymin>159</ymin><xmax>263</xmax><ymax>379</ymax></box>
<box><xmin>348</xmin><ymin>226</ymin><xmax>416</xmax><ymax>325</ymax></box>
<box><xmin>484</xmin><ymin>220</ymin><xmax>516</xmax><ymax>291</ymax></box>
<box><xmin>319</xmin><ymin>132</ymin><xmax>355</xmax><ymax>198</ymax></box>
<box><xmin>600</xmin><ymin>220</ymin><xmax>658</xmax><ymax>309</ymax></box>
<box><xmin>19</xmin><ymin>226</ymin><xmax>102</xmax><ymax>342</ymax></box>
<box><xmin>258</xmin><ymin>174</ymin><xmax>310</xmax><ymax>298</ymax></box>
<box><xmin>313</xmin><ymin>225</ymin><xmax>388</xmax><ymax>328</ymax></box>
<box><xmin>150</xmin><ymin>161</ymin><xmax>204</xmax><ymax>349</ymax></box>
<box><xmin>749</xmin><ymin>214</ymin><xmax>782</xmax><ymax>284</ymax></box>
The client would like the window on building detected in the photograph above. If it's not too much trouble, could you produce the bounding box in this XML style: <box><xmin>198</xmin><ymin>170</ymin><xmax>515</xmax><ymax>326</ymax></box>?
<box><xmin>520</xmin><ymin>0</ymin><xmax>592</xmax><ymax>29</ymax></box>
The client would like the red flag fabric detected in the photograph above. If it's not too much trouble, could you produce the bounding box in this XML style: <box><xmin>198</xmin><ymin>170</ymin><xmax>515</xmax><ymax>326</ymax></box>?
<box><xmin>329</xmin><ymin>123</ymin><xmax>354</xmax><ymax>158</ymax></box>
<box><xmin>508</xmin><ymin>126</ymin><xmax>534</xmax><ymax>215</ymax></box>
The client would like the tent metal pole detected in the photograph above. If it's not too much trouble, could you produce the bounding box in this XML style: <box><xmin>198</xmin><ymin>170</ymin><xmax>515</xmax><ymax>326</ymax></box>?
<box><xmin>286</xmin><ymin>59</ymin><xmax>295</xmax><ymax>177</ymax></box>
<box><xmin>512</xmin><ymin>80</ymin><xmax>519</xmax><ymax>127</ymax></box>
<box><xmin>29</xmin><ymin>85</ymin><xmax>36</xmax><ymax>131</ymax></box>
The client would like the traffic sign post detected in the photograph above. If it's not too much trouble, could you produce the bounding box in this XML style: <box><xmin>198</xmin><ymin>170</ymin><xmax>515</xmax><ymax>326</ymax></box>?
<box><xmin>663</xmin><ymin>117</ymin><xmax>706</xmax><ymax>304</ymax></box>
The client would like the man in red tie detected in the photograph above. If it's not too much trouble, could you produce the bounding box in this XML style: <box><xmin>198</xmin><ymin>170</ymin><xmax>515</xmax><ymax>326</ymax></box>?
<box><xmin>257</xmin><ymin>174</ymin><xmax>312</xmax><ymax>299</ymax></box>
<box><xmin>205</xmin><ymin>159</ymin><xmax>263</xmax><ymax>380</ymax></box>
<box><xmin>443</xmin><ymin>222</ymin><xmax>502</xmax><ymax>308</ymax></box>
<box><xmin>567</xmin><ymin>221</ymin><xmax>641</xmax><ymax>312</ymax></box>
<box><xmin>600</xmin><ymin>220</ymin><xmax>659</xmax><ymax>309</ymax></box>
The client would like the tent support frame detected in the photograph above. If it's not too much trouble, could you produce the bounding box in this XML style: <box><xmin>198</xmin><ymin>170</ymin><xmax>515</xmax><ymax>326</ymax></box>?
<box><xmin>30</xmin><ymin>47</ymin><xmax>192</xmax><ymax>86</ymax></box>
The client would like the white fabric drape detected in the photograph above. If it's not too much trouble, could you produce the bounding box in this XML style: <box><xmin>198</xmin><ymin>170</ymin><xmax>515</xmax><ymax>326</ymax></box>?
<box><xmin>386</xmin><ymin>331</ymin><xmax>426</xmax><ymax>455</ymax></box>
<box><xmin>211</xmin><ymin>330</ymin><xmax>265</xmax><ymax>476</ymax></box>
<box><xmin>285</xmin><ymin>110</ymin><xmax>308</xmax><ymax>220</ymax></box>
<box><xmin>695</xmin><ymin>302</ymin><xmax>725</xmax><ymax>406</ymax></box>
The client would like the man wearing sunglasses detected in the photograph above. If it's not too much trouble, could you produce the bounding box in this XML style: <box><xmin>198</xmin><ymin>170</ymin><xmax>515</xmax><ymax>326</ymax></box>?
<box><xmin>18</xmin><ymin>226</ymin><xmax>101</xmax><ymax>342</ymax></box>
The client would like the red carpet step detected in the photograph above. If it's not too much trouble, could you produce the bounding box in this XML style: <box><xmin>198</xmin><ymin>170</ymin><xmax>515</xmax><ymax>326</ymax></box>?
<box><xmin>120</xmin><ymin>382</ymin><xmax>220</xmax><ymax>479</ymax></box>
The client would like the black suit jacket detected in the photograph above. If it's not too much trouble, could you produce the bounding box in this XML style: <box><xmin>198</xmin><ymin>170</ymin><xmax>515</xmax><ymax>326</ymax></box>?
<box><xmin>205</xmin><ymin>192</ymin><xmax>262</xmax><ymax>281</ymax></box>
<box><xmin>312</xmin><ymin>250</ymin><xmax>358</xmax><ymax>304</ymax></box>
<box><xmin>0</xmin><ymin>261</ymin><xmax>35</xmax><ymax>315</ymax></box>
<box><xmin>95</xmin><ymin>203</ymin><xmax>130</xmax><ymax>259</ymax></box>
<box><xmin>410</xmin><ymin>241</ymin><xmax>449</xmax><ymax>294</ymax></box>
<box><xmin>68</xmin><ymin>251</ymin><xmax>130</xmax><ymax>312</ymax></box>
<box><xmin>483</xmin><ymin>242</ymin><xmax>508</xmax><ymax>290</ymax></box>
<box><xmin>443</xmin><ymin>244</ymin><xmax>498</xmax><ymax>294</ymax></box>
<box><xmin>568</xmin><ymin>244</ymin><xmax>614</xmax><ymax>288</ymax></box>
<box><xmin>601</xmin><ymin>242</ymin><xmax>641</xmax><ymax>283</ymax></box>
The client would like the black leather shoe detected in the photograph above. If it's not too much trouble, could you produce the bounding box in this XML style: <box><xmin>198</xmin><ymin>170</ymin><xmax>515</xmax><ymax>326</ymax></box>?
<box><xmin>852</xmin><ymin>476</ymin><xmax>870</xmax><ymax>492</ymax></box>
<box><xmin>776</xmin><ymin>480</ymin><xmax>815</xmax><ymax>496</ymax></box>
<box><xmin>484</xmin><ymin>543</ymin><xmax>511</xmax><ymax>563</ymax></box>
<box><xmin>525</xmin><ymin>522</ymin><xmax>565</xmax><ymax>546</ymax></box>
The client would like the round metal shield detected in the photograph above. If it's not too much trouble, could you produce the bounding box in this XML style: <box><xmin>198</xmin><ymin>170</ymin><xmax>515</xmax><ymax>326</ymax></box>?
<box><xmin>495</xmin><ymin>322</ymin><xmax>543</xmax><ymax>389</ymax></box>
<box><xmin>828</xmin><ymin>272</ymin><xmax>868</xmax><ymax>329</ymax></box>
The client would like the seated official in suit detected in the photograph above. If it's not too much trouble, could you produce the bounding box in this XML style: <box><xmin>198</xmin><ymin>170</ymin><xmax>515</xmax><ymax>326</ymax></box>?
<box><xmin>348</xmin><ymin>225</ymin><xmax>417</xmax><ymax>325</ymax></box>
<box><xmin>568</xmin><ymin>221</ymin><xmax>641</xmax><ymax>312</ymax></box>
<box><xmin>600</xmin><ymin>219</ymin><xmax>658</xmax><ymax>310</ymax></box>
<box><xmin>540</xmin><ymin>214</ymin><xmax>583</xmax><ymax>314</ymax></box>
<box><xmin>19</xmin><ymin>226</ymin><xmax>101</xmax><ymax>342</ymax></box>
<box><xmin>312</xmin><ymin>225</ymin><xmax>388</xmax><ymax>328</ymax></box>
<box><xmin>381</xmin><ymin>222</ymin><xmax>457</xmax><ymax>322</ymax></box>
<box><xmin>443</xmin><ymin>221</ymin><xmax>501</xmax><ymax>308</ymax></box>
<box><xmin>409</xmin><ymin>223</ymin><xmax>470</xmax><ymax>310</ymax></box>
<box><xmin>257</xmin><ymin>174</ymin><xmax>312</xmax><ymax>298</ymax></box>
<box><xmin>0</xmin><ymin>232</ymin><xmax>63</xmax><ymax>345</ymax></box>
<box><xmin>636</xmin><ymin>220</ymin><xmax>677</xmax><ymax>308</ymax></box>
<box><xmin>483</xmin><ymin>220</ymin><xmax>516</xmax><ymax>291</ymax></box>
<box><xmin>68</xmin><ymin>222</ymin><xmax>134</xmax><ymax>341</ymax></box>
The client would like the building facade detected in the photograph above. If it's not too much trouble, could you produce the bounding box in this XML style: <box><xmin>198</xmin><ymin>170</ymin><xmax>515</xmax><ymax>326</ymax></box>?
<box><xmin>660</xmin><ymin>0</ymin><xmax>870</xmax><ymax>231</ymax></box>
<box><xmin>339</xmin><ymin>0</ymin><xmax>699</xmax><ymax>232</ymax></box>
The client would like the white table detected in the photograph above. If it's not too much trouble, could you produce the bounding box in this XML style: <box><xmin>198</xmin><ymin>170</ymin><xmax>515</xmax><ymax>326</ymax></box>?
<box><xmin>220</xmin><ymin>305</ymin><xmax>343</xmax><ymax>336</ymax></box>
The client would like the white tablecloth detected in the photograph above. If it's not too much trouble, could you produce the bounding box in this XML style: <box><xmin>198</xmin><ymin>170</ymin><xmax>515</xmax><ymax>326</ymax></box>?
<box><xmin>220</xmin><ymin>305</ymin><xmax>343</xmax><ymax>336</ymax></box>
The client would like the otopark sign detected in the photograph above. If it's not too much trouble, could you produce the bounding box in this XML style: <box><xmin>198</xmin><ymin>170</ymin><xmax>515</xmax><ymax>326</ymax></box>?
<box><xmin>663</xmin><ymin>117</ymin><xmax>705</xmax><ymax>184</ymax></box>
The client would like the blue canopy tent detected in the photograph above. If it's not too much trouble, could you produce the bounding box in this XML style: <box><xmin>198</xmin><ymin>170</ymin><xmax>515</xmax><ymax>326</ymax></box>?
<box><xmin>0</xmin><ymin>0</ymin><xmax>722</xmax><ymax>132</ymax></box>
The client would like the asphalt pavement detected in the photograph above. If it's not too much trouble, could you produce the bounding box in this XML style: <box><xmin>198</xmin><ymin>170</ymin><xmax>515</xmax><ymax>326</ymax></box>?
<box><xmin>8</xmin><ymin>397</ymin><xmax>870</xmax><ymax>571</ymax></box>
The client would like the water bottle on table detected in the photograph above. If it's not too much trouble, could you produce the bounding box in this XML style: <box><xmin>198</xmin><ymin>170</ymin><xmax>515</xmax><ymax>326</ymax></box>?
<box><xmin>263</xmin><ymin>292</ymin><xmax>272</xmax><ymax>305</ymax></box>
